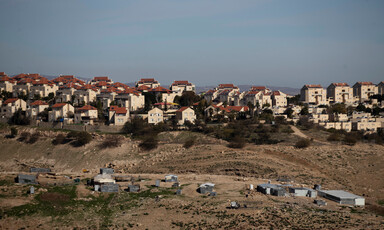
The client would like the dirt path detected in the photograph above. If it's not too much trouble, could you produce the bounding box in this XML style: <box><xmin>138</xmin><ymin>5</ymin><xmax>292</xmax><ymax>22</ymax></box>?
<box><xmin>290</xmin><ymin>126</ymin><xmax>328</xmax><ymax>145</ymax></box>
<box><xmin>290</xmin><ymin>125</ymin><xmax>309</xmax><ymax>139</ymax></box>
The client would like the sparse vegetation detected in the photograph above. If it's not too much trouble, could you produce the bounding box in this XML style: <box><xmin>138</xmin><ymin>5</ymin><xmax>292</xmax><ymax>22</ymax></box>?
<box><xmin>183</xmin><ymin>137</ymin><xmax>196</xmax><ymax>149</ymax></box>
<box><xmin>99</xmin><ymin>135</ymin><xmax>123</xmax><ymax>149</ymax></box>
<box><xmin>294</xmin><ymin>138</ymin><xmax>311</xmax><ymax>148</ymax></box>
<box><xmin>52</xmin><ymin>134</ymin><xmax>67</xmax><ymax>145</ymax></box>
<box><xmin>139</xmin><ymin>135</ymin><xmax>158</xmax><ymax>151</ymax></box>
<box><xmin>67</xmin><ymin>131</ymin><xmax>92</xmax><ymax>146</ymax></box>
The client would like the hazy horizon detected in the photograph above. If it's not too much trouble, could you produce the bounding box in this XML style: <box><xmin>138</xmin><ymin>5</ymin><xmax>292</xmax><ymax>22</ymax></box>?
<box><xmin>1</xmin><ymin>0</ymin><xmax>383</xmax><ymax>88</ymax></box>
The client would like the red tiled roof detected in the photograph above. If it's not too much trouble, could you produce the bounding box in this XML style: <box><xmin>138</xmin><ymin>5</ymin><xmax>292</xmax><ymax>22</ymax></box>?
<box><xmin>52</xmin><ymin>103</ymin><xmax>68</xmax><ymax>108</ymax></box>
<box><xmin>172</xmin><ymin>80</ymin><xmax>192</xmax><ymax>86</ymax></box>
<box><xmin>218</xmin><ymin>84</ymin><xmax>236</xmax><ymax>89</ymax></box>
<box><xmin>0</xmin><ymin>76</ymin><xmax>11</xmax><ymax>82</ymax></box>
<box><xmin>204</xmin><ymin>89</ymin><xmax>216</xmax><ymax>95</ymax></box>
<box><xmin>0</xmin><ymin>72</ymin><xmax>5</xmax><ymax>75</ymax></box>
<box><xmin>30</xmin><ymin>100</ymin><xmax>48</xmax><ymax>106</ymax></box>
<box><xmin>227</xmin><ymin>106</ymin><xmax>249</xmax><ymax>112</ymax></box>
<box><xmin>4</xmin><ymin>98</ymin><xmax>19</xmax><ymax>104</ymax></box>
<box><xmin>250</xmin><ymin>86</ymin><xmax>266</xmax><ymax>91</ymax></box>
<box><xmin>93</xmin><ymin>76</ymin><xmax>110</xmax><ymax>81</ymax></box>
<box><xmin>177</xmin><ymin>106</ymin><xmax>190</xmax><ymax>112</ymax></box>
<box><xmin>77</xmin><ymin>105</ymin><xmax>97</xmax><ymax>111</ymax></box>
<box><xmin>138</xmin><ymin>78</ymin><xmax>158</xmax><ymax>83</ymax></box>
<box><xmin>331</xmin><ymin>83</ymin><xmax>349</xmax><ymax>87</ymax></box>
<box><xmin>304</xmin><ymin>84</ymin><xmax>322</xmax><ymax>88</ymax></box>
<box><xmin>357</xmin><ymin>82</ymin><xmax>373</xmax><ymax>86</ymax></box>
<box><xmin>272</xmin><ymin>91</ymin><xmax>281</xmax><ymax>96</ymax></box>
<box><xmin>136</xmin><ymin>85</ymin><xmax>151</xmax><ymax>91</ymax></box>
<box><xmin>109</xmin><ymin>106</ymin><xmax>127</xmax><ymax>114</ymax></box>
<box><xmin>150</xmin><ymin>86</ymin><xmax>171</xmax><ymax>93</ymax></box>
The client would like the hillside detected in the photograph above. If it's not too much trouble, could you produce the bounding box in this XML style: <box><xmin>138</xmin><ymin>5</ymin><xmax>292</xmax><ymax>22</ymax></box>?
<box><xmin>0</xmin><ymin>127</ymin><xmax>384</xmax><ymax>229</ymax></box>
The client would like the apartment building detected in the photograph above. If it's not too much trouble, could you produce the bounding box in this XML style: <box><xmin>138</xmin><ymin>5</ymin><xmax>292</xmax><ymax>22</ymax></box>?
<box><xmin>300</xmin><ymin>84</ymin><xmax>327</xmax><ymax>105</ymax></box>
<box><xmin>327</xmin><ymin>83</ymin><xmax>354</xmax><ymax>104</ymax></box>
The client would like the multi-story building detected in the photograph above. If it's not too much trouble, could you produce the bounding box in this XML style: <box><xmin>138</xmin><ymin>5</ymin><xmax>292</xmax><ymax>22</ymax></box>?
<box><xmin>0</xmin><ymin>73</ymin><xmax>15</xmax><ymax>93</ymax></box>
<box><xmin>74</xmin><ymin>105</ymin><xmax>98</xmax><ymax>125</ymax></box>
<box><xmin>0</xmin><ymin>98</ymin><xmax>27</xmax><ymax>118</ymax></box>
<box><xmin>108</xmin><ymin>106</ymin><xmax>129</xmax><ymax>125</ymax></box>
<box><xmin>148</xmin><ymin>107</ymin><xmax>164</xmax><ymax>124</ymax></box>
<box><xmin>327</xmin><ymin>83</ymin><xmax>354</xmax><ymax>104</ymax></box>
<box><xmin>176</xmin><ymin>107</ymin><xmax>196</xmax><ymax>125</ymax></box>
<box><xmin>377</xmin><ymin>82</ymin><xmax>384</xmax><ymax>96</ymax></box>
<box><xmin>353</xmin><ymin>82</ymin><xmax>378</xmax><ymax>102</ymax></box>
<box><xmin>48</xmin><ymin>103</ymin><xmax>75</xmax><ymax>122</ymax></box>
<box><xmin>27</xmin><ymin>100</ymin><xmax>49</xmax><ymax>118</ymax></box>
<box><xmin>300</xmin><ymin>84</ymin><xmax>327</xmax><ymax>105</ymax></box>
<box><xmin>136</xmin><ymin>78</ymin><xmax>160</xmax><ymax>89</ymax></box>
<box><xmin>271</xmin><ymin>91</ymin><xmax>287</xmax><ymax>107</ymax></box>
<box><xmin>170</xmin><ymin>81</ymin><xmax>195</xmax><ymax>95</ymax></box>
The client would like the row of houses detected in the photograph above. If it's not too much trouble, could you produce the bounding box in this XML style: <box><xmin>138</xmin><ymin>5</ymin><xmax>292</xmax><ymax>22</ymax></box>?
<box><xmin>300</xmin><ymin>82</ymin><xmax>384</xmax><ymax>105</ymax></box>
<box><xmin>203</xmin><ymin>84</ymin><xmax>287</xmax><ymax>108</ymax></box>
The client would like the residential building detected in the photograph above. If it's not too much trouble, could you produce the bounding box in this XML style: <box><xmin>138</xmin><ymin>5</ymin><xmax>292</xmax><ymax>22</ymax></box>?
<box><xmin>272</xmin><ymin>91</ymin><xmax>287</xmax><ymax>107</ymax></box>
<box><xmin>327</xmin><ymin>83</ymin><xmax>353</xmax><ymax>104</ymax></box>
<box><xmin>73</xmin><ymin>85</ymin><xmax>98</xmax><ymax>105</ymax></box>
<box><xmin>377</xmin><ymin>82</ymin><xmax>384</xmax><ymax>96</ymax></box>
<box><xmin>0</xmin><ymin>73</ymin><xmax>15</xmax><ymax>93</ymax></box>
<box><xmin>48</xmin><ymin>103</ymin><xmax>75</xmax><ymax>122</ymax></box>
<box><xmin>300</xmin><ymin>84</ymin><xmax>327</xmax><ymax>105</ymax></box>
<box><xmin>108</xmin><ymin>106</ymin><xmax>129</xmax><ymax>125</ymax></box>
<box><xmin>170</xmin><ymin>80</ymin><xmax>195</xmax><ymax>95</ymax></box>
<box><xmin>89</xmin><ymin>76</ymin><xmax>113</xmax><ymax>85</ymax></box>
<box><xmin>27</xmin><ymin>100</ymin><xmax>49</xmax><ymax>118</ymax></box>
<box><xmin>353</xmin><ymin>82</ymin><xmax>378</xmax><ymax>102</ymax></box>
<box><xmin>136</xmin><ymin>78</ymin><xmax>160</xmax><ymax>88</ymax></box>
<box><xmin>148</xmin><ymin>107</ymin><xmax>164</xmax><ymax>124</ymax></box>
<box><xmin>0</xmin><ymin>98</ymin><xmax>27</xmax><ymax>118</ymax></box>
<box><xmin>74</xmin><ymin>105</ymin><xmax>98</xmax><ymax>125</ymax></box>
<box><xmin>176</xmin><ymin>107</ymin><xmax>196</xmax><ymax>125</ymax></box>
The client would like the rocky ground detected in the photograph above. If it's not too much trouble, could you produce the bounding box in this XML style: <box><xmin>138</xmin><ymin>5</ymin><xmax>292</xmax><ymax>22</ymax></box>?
<box><xmin>0</xmin><ymin>127</ymin><xmax>384</xmax><ymax>229</ymax></box>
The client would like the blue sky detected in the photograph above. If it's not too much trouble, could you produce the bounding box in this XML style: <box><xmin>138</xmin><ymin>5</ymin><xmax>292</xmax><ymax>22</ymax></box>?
<box><xmin>0</xmin><ymin>0</ymin><xmax>383</xmax><ymax>87</ymax></box>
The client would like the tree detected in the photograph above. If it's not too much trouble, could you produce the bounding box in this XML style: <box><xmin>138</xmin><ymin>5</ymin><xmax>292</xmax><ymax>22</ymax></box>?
<box><xmin>284</xmin><ymin>108</ymin><xmax>294</xmax><ymax>119</ymax></box>
<box><xmin>329</xmin><ymin>103</ymin><xmax>347</xmax><ymax>114</ymax></box>
<box><xmin>300</xmin><ymin>106</ymin><xmax>309</xmax><ymax>115</ymax></box>
<box><xmin>9</xmin><ymin>109</ymin><xmax>30</xmax><ymax>125</ymax></box>
<box><xmin>356</xmin><ymin>103</ymin><xmax>366</xmax><ymax>112</ymax></box>
<box><xmin>174</xmin><ymin>91</ymin><xmax>200</xmax><ymax>107</ymax></box>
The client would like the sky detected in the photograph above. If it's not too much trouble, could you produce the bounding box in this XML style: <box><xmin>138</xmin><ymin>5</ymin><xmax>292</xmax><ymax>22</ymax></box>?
<box><xmin>0</xmin><ymin>0</ymin><xmax>383</xmax><ymax>88</ymax></box>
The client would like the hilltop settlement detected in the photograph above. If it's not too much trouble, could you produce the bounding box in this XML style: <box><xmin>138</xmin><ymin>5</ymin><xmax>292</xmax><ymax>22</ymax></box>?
<box><xmin>0</xmin><ymin>72</ymin><xmax>384</xmax><ymax>133</ymax></box>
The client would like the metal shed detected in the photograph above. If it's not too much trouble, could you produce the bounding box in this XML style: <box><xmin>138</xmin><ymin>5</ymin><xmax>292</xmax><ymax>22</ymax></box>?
<box><xmin>100</xmin><ymin>168</ymin><xmax>114</xmax><ymax>175</ymax></box>
<box><xmin>100</xmin><ymin>184</ymin><xmax>119</xmax><ymax>193</ymax></box>
<box><xmin>165</xmin><ymin>174</ymin><xmax>178</xmax><ymax>182</ymax></box>
<box><xmin>17</xmin><ymin>174</ymin><xmax>37</xmax><ymax>184</ymax></box>
<box><xmin>289</xmin><ymin>187</ymin><xmax>317</xmax><ymax>197</ymax></box>
<box><xmin>318</xmin><ymin>190</ymin><xmax>365</xmax><ymax>206</ymax></box>
<box><xmin>127</xmin><ymin>185</ymin><xmax>140</xmax><ymax>193</ymax></box>
<box><xmin>198</xmin><ymin>183</ymin><xmax>215</xmax><ymax>194</ymax></box>
<box><xmin>30</xmin><ymin>168</ymin><xmax>51</xmax><ymax>173</ymax></box>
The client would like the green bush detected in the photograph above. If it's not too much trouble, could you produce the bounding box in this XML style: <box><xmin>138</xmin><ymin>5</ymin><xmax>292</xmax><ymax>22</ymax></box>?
<box><xmin>227</xmin><ymin>136</ymin><xmax>246</xmax><ymax>149</ymax></box>
<box><xmin>99</xmin><ymin>135</ymin><xmax>122</xmax><ymax>149</ymax></box>
<box><xmin>139</xmin><ymin>136</ymin><xmax>158</xmax><ymax>151</ymax></box>
<box><xmin>67</xmin><ymin>131</ymin><xmax>92</xmax><ymax>147</ymax></box>
<box><xmin>27</xmin><ymin>132</ymin><xmax>40</xmax><ymax>144</ymax></box>
<box><xmin>18</xmin><ymin>132</ymin><xmax>30</xmax><ymax>142</ymax></box>
<box><xmin>294</xmin><ymin>138</ymin><xmax>311</xmax><ymax>148</ymax></box>
<box><xmin>343</xmin><ymin>134</ymin><xmax>357</xmax><ymax>146</ymax></box>
<box><xmin>52</xmin><ymin>134</ymin><xmax>67</xmax><ymax>145</ymax></box>
<box><xmin>183</xmin><ymin>137</ymin><xmax>196</xmax><ymax>149</ymax></box>
<box><xmin>327</xmin><ymin>133</ymin><xmax>342</xmax><ymax>142</ymax></box>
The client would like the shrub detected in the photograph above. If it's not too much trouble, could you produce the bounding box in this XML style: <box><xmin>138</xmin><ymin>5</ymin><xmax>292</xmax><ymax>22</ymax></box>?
<box><xmin>27</xmin><ymin>132</ymin><xmax>40</xmax><ymax>144</ymax></box>
<box><xmin>9</xmin><ymin>109</ymin><xmax>30</xmax><ymax>125</ymax></box>
<box><xmin>52</xmin><ymin>134</ymin><xmax>67</xmax><ymax>145</ymax></box>
<box><xmin>294</xmin><ymin>138</ymin><xmax>311</xmax><ymax>148</ymax></box>
<box><xmin>343</xmin><ymin>134</ymin><xmax>357</xmax><ymax>146</ymax></box>
<box><xmin>227</xmin><ymin>136</ymin><xmax>246</xmax><ymax>149</ymax></box>
<box><xmin>99</xmin><ymin>135</ymin><xmax>122</xmax><ymax>149</ymax></box>
<box><xmin>139</xmin><ymin>136</ymin><xmax>158</xmax><ymax>151</ymax></box>
<box><xmin>67</xmin><ymin>131</ymin><xmax>92</xmax><ymax>147</ymax></box>
<box><xmin>11</xmin><ymin>127</ymin><xmax>18</xmax><ymax>136</ymax></box>
<box><xmin>183</xmin><ymin>137</ymin><xmax>196</xmax><ymax>149</ymax></box>
<box><xmin>281</xmin><ymin>125</ymin><xmax>294</xmax><ymax>134</ymax></box>
<box><xmin>75</xmin><ymin>131</ymin><xmax>92</xmax><ymax>146</ymax></box>
<box><xmin>18</xmin><ymin>132</ymin><xmax>30</xmax><ymax>142</ymax></box>
<box><xmin>327</xmin><ymin>133</ymin><xmax>342</xmax><ymax>142</ymax></box>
